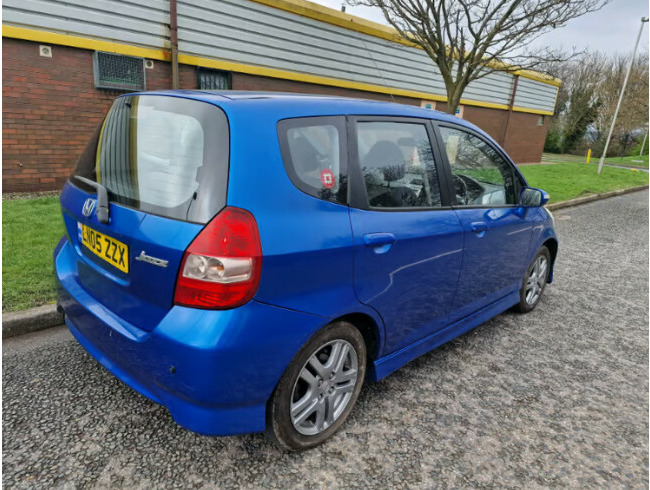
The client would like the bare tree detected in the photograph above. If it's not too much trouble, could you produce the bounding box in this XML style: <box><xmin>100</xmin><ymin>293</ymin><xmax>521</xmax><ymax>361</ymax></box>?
<box><xmin>594</xmin><ymin>51</ymin><xmax>649</xmax><ymax>156</ymax></box>
<box><xmin>543</xmin><ymin>53</ymin><xmax>605</xmax><ymax>153</ymax></box>
<box><xmin>542</xmin><ymin>50</ymin><xmax>648</xmax><ymax>156</ymax></box>
<box><xmin>351</xmin><ymin>0</ymin><xmax>608</xmax><ymax>114</ymax></box>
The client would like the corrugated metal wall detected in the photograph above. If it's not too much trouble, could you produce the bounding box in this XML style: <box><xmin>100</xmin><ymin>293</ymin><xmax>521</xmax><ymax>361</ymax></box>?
<box><xmin>513</xmin><ymin>77</ymin><xmax>558</xmax><ymax>113</ymax></box>
<box><xmin>3</xmin><ymin>0</ymin><xmax>170</xmax><ymax>49</ymax></box>
<box><xmin>3</xmin><ymin>0</ymin><xmax>558</xmax><ymax>113</ymax></box>
<box><xmin>177</xmin><ymin>0</ymin><xmax>518</xmax><ymax>107</ymax></box>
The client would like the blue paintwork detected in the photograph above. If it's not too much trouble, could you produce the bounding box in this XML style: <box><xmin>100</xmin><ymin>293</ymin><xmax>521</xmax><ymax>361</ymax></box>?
<box><xmin>226</xmin><ymin>108</ymin><xmax>357</xmax><ymax>318</ymax></box>
<box><xmin>373</xmin><ymin>289</ymin><xmax>521</xmax><ymax>380</ymax></box>
<box><xmin>448</xmin><ymin>207</ymin><xmax>533</xmax><ymax>322</ymax></box>
<box><xmin>59</xmin><ymin>183</ymin><xmax>202</xmax><ymax>332</ymax></box>
<box><xmin>56</xmin><ymin>237</ymin><xmax>326</xmax><ymax>435</ymax></box>
<box><xmin>55</xmin><ymin>90</ymin><xmax>558</xmax><ymax>437</ymax></box>
<box><xmin>350</xmin><ymin>208</ymin><xmax>464</xmax><ymax>355</ymax></box>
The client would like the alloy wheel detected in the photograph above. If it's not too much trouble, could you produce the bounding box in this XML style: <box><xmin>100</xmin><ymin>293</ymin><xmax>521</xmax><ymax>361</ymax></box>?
<box><xmin>290</xmin><ymin>340</ymin><xmax>358</xmax><ymax>436</ymax></box>
<box><xmin>525</xmin><ymin>255</ymin><xmax>548</xmax><ymax>306</ymax></box>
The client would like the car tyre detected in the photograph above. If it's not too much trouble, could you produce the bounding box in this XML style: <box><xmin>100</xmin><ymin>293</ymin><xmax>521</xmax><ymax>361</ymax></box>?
<box><xmin>515</xmin><ymin>245</ymin><xmax>551</xmax><ymax>313</ymax></box>
<box><xmin>267</xmin><ymin>321</ymin><xmax>366</xmax><ymax>451</ymax></box>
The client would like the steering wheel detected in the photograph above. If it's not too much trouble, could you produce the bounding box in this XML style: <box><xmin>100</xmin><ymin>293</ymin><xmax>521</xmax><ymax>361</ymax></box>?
<box><xmin>453</xmin><ymin>174</ymin><xmax>469</xmax><ymax>205</ymax></box>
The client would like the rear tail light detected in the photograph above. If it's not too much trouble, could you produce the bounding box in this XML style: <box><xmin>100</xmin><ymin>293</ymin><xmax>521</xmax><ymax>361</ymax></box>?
<box><xmin>174</xmin><ymin>207</ymin><xmax>262</xmax><ymax>309</ymax></box>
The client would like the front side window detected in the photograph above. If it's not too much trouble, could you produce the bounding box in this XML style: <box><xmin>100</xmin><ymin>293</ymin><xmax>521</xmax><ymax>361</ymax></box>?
<box><xmin>278</xmin><ymin>117</ymin><xmax>347</xmax><ymax>204</ymax></box>
<box><xmin>72</xmin><ymin>95</ymin><xmax>229</xmax><ymax>223</ymax></box>
<box><xmin>356</xmin><ymin>121</ymin><xmax>442</xmax><ymax>209</ymax></box>
<box><xmin>439</xmin><ymin>126</ymin><xmax>517</xmax><ymax>206</ymax></box>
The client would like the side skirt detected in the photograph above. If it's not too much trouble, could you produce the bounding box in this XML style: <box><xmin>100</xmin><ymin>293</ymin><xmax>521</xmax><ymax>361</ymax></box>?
<box><xmin>371</xmin><ymin>290</ymin><xmax>520</xmax><ymax>381</ymax></box>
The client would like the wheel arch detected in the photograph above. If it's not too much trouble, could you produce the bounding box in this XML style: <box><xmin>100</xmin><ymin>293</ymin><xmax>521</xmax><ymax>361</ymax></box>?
<box><xmin>264</xmin><ymin>310</ymin><xmax>382</xmax><ymax>447</ymax></box>
<box><xmin>335</xmin><ymin>312</ymin><xmax>381</xmax><ymax>363</ymax></box>
<box><xmin>266</xmin><ymin>309</ymin><xmax>383</xmax><ymax>397</ymax></box>
<box><xmin>542</xmin><ymin>237</ymin><xmax>558</xmax><ymax>283</ymax></box>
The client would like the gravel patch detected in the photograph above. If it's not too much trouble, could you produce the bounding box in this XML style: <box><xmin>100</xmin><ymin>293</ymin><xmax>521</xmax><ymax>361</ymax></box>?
<box><xmin>2</xmin><ymin>191</ymin><xmax>60</xmax><ymax>201</ymax></box>
<box><xmin>3</xmin><ymin>191</ymin><xmax>648</xmax><ymax>488</ymax></box>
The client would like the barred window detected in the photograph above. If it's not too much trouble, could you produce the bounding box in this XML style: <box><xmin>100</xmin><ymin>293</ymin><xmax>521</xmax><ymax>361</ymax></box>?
<box><xmin>93</xmin><ymin>52</ymin><xmax>145</xmax><ymax>91</ymax></box>
<box><xmin>197</xmin><ymin>68</ymin><xmax>231</xmax><ymax>90</ymax></box>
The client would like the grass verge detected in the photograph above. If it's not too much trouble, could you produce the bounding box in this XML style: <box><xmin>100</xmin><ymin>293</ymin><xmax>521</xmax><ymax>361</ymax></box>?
<box><xmin>542</xmin><ymin>153</ymin><xmax>649</xmax><ymax>168</ymax></box>
<box><xmin>600</xmin><ymin>154</ymin><xmax>649</xmax><ymax>168</ymax></box>
<box><xmin>3</xmin><ymin>196</ymin><xmax>63</xmax><ymax>312</ymax></box>
<box><xmin>519</xmin><ymin>161</ymin><xmax>648</xmax><ymax>203</ymax></box>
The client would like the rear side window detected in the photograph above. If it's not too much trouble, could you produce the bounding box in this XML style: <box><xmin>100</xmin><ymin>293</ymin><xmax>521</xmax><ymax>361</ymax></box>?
<box><xmin>72</xmin><ymin>95</ymin><xmax>229</xmax><ymax>223</ymax></box>
<box><xmin>278</xmin><ymin>117</ymin><xmax>347</xmax><ymax>205</ymax></box>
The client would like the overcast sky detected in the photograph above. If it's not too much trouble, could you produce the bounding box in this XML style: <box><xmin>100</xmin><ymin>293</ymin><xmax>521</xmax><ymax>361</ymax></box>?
<box><xmin>311</xmin><ymin>0</ymin><xmax>649</xmax><ymax>56</ymax></box>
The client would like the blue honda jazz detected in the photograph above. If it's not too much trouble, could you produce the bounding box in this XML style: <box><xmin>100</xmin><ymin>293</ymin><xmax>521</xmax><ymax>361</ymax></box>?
<box><xmin>54</xmin><ymin>91</ymin><xmax>558</xmax><ymax>450</ymax></box>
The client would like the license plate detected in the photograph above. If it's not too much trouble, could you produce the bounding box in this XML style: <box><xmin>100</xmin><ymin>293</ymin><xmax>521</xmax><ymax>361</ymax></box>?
<box><xmin>79</xmin><ymin>223</ymin><xmax>129</xmax><ymax>273</ymax></box>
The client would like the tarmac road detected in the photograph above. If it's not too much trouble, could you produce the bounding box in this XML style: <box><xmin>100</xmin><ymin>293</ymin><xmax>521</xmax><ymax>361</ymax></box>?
<box><xmin>3</xmin><ymin>191</ymin><xmax>648</xmax><ymax>489</ymax></box>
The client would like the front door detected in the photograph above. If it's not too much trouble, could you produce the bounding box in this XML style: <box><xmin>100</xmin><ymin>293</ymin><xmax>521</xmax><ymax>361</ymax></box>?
<box><xmin>434</xmin><ymin>123</ymin><xmax>533</xmax><ymax>322</ymax></box>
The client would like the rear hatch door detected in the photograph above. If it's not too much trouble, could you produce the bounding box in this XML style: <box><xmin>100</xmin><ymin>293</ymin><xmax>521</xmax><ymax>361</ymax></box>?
<box><xmin>60</xmin><ymin>94</ymin><xmax>230</xmax><ymax>331</ymax></box>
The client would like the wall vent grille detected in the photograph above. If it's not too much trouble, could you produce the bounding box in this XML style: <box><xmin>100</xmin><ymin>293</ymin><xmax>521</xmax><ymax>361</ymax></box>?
<box><xmin>93</xmin><ymin>52</ymin><xmax>145</xmax><ymax>91</ymax></box>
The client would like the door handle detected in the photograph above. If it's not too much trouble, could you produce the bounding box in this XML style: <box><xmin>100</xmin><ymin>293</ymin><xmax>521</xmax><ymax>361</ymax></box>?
<box><xmin>470</xmin><ymin>222</ymin><xmax>487</xmax><ymax>236</ymax></box>
<box><xmin>363</xmin><ymin>233</ymin><xmax>395</xmax><ymax>254</ymax></box>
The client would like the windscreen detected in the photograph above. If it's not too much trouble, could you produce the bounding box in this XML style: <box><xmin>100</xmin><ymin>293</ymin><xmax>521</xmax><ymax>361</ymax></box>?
<box><xmin>72</xmin><ymin>95</ymin><xmax>229</xmax><ymax>223</ymax></box>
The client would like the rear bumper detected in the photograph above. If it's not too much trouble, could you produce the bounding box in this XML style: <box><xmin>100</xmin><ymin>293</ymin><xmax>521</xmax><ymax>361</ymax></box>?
<box><xmin>55</xmin><ymin>238</ymin><xmax>325</xmax><ymax>436</ymax></box>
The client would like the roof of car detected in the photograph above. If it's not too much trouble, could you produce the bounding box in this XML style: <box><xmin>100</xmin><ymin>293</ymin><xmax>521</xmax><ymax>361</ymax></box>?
<box><xmin>127</xmin><ymin>90</ymin><xmax>480</xmax><ymax>131</ymax></box>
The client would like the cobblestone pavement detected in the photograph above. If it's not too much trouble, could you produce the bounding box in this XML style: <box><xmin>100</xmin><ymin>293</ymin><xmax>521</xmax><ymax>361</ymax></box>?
<box><xmin>3</xmin><ymin>191</ymin><xmax>648</xmax><ymax>489</ymax></box>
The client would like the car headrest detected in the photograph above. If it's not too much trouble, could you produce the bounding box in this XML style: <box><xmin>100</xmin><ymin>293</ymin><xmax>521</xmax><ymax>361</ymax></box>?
<box><xmin>363</xmin><ymin>141</ymin><xmax>404</xmax><ymax>169</ymax></box>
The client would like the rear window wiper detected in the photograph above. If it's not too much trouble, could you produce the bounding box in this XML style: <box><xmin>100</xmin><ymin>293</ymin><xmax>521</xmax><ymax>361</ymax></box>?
<box><xmin>74</xmin><ymin>176</ymin><xmax>110</xmax><ymax>224</ymax></box>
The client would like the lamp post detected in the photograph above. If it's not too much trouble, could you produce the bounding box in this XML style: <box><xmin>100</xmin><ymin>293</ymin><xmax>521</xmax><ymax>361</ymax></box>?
<box><xmin>597</xmin><ymin>16</ymin><xmax>649</xmax><ymax>175</ymax></box>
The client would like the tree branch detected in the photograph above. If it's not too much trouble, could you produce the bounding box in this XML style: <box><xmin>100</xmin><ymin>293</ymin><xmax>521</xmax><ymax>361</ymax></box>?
<box><xmin>349</xmin><ymin>0</ymin><xmax>610</xmax><ymax>113</ymax></box>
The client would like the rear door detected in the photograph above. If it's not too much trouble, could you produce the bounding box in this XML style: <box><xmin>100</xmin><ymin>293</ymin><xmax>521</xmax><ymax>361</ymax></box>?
<box><xmin>348</xmin><ymin>117</ymin><xmax>464</xmax><ymax>355</ymax></box>
<box><xmin>432</xmin><ymin>122</ymin><xmax>533</xmax><ymax>322</ymax></box>
<box><xmin>60</xmin><ymin>94</ymin><xmax>229</xmax><ymax>331</ymax></box>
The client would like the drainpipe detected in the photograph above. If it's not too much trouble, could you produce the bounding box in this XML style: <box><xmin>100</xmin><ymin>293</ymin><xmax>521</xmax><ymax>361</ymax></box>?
<box><xmin>170</xmin><ymin>0</ymin><xmax>179</xmax><ymax>89</ymax></box>
<box><xmin>501</xmin><ymin>74</ymin><xmax>519</xmax><ymax>149</ymax></box>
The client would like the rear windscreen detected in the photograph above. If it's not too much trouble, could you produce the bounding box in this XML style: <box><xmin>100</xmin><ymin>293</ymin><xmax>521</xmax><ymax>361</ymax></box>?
<box><xmin>72</xmin><ymin>95</ymin><xmax>229</xmax><ymax>223</ymax></box>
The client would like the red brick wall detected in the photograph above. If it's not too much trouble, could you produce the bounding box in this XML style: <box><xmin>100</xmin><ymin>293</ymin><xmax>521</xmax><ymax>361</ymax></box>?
<box><xmin>463</xmin><ymin>105</ymin><xmax>509</xmax><ymax>145</ymax></box>
<box><xmin>502</xmin><ymin>111</ymin><xmax>550</xmax><ymax>164</ymax></box>
<box><xmin>2</xmin><ymin>39</ymin><xmax>196</xmax><ymax>192</ymax></box>
<box><xmin>2</xmin><ymin>38</ymin><xmax>548</xmax><ymax>192</ymax></box>
<box><xmin>435</xmin><ymin>103</ymin><xmax>547</xmax><ymax>164</ymax></box>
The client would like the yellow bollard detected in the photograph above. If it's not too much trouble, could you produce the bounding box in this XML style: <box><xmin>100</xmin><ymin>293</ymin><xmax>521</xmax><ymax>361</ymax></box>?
<box><xmin>586</xmin><ymin>149</ymin><xmax>592</xmax><ymax>164</ymax></box>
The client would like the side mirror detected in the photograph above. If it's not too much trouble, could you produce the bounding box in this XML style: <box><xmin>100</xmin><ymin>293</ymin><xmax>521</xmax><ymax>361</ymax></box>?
<box><xmin>519</xmin><ymin>187</ymin><xmax>549</xmax><ymax>208</ymax></box>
